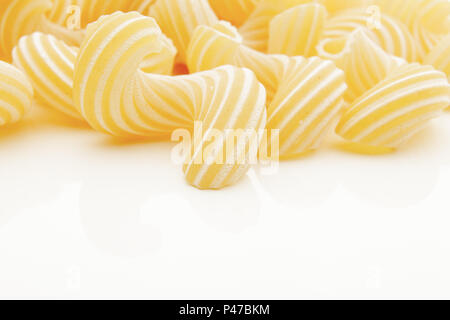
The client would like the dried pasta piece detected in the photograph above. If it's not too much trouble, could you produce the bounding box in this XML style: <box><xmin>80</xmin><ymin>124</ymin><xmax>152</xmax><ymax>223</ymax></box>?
<box><xmin>12</xmin><ymin>32</ymin><xmax>81</xmax><ymax>119</ymax></box>
<box><xmin>413</xmin><ymin>0</ymin><xmax>450</xmax><ymax>60</ymax></box>
<box><xmin>0</xmin><ymin>0</ymin><xmax>53</xmax><ymax>61</ymax></box>
<box><xmin>73</xmin><ymin>12</ymin><xmax>267</xmax><ymax>189</ymax></box>
<box><xmin>12</xmin><ymin>15</ymin><xmax>176</xmax><ymax>120</ymax></box>
<box><xmin>208</xmin><ymin>0</ymin><xmax>260</xmax><ymax>27</ymax></box>
<box><xmin>180</xmin><ymin>66</ymin><xmax>267</xmax><ymax>189</ymax></box>
<box><xmin>323</xmin><ymin>7</ymin><xmax>418</xmax><ymax>62</ymax></box>
<box><xmin>148</xmin><ymin>0</ymin><xmax>218</xmax><ymax>63</ymax></box>
<box><xmin>0</xmin><ymin>60</ymin><xmax>34</xmax><ymax>127</ymax></box>
<box><xmin>373</xmin><ymin>0</ymin><xmax>427</xmax><ymax>30</ymax></box>
<box><xmin>267</xmin><ymin>57</ymin><xmax>347</xmax><ymax>157</ymax></box>
<box><xmin>374</xmin><ymin>0</ymin><xmax>450</xmax><ymax>60</ymax></box>
<box><xmin>336</xmin><ymin>63</ymin><xmax>450</xmax><ymax>149</ymax></box>
<box><xmin>188</xmin><ymin>22</ymin><xmax>347</xmax><ymax>157</ymax></box>
<box><xmin>239</xmin><ymin>0</ymin><xmax>312</xmax><ymax>52</ymax></box>
<box><xmin>268</xmin><ymin>3</ymin><xmax>328</xmax><ymax>57</ymax></box>
<box><xmin>317</xmin><ymin>29</ymin><xmax>405</xmax><ymax>102</ymax></box>
<box><xmin>424</xmin><ymin>34</ymin><xmax>450</xmax><ymax>81</ymax></box>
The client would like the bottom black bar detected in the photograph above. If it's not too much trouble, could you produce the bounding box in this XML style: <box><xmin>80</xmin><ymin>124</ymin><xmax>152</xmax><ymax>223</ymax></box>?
<box><xmin>0</xmin><ymin>300</ymin><xmax>447</xmax><ymax>318</ymax></box>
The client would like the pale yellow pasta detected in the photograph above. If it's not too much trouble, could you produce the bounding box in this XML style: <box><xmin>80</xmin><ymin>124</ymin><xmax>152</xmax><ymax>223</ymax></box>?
<box><xmin>208</xmin><ymin>0</ymin><xmax>260</xmax><ymax>27</ymax></box>
<box><xmin>424</xmin><ymin>34</ymin><xmax>450</xmax><ymax>81</ymax></box>
<box><xmin>267</xmin><ymin>56</ymin><xmax>347</xmax><ymax>156</ymax></box>
<box><xmin>0</xmin><ymin>0</ymin><xmax>160</xmax><ymax>61</ymax></box>
<box><xmin>336</xmin><ymin>63</ymin><xmax>450</xmax><ymax>149</ymax></box>
<box><xmin>373</xmin><ymin>0</ymin><xmax>427</xmax><ymax>30</ymax></box>
<box><xmin>323</xmin><ymin>7</ymin><xmax>418</xmax><ymax>62</ymax></box>
<box><xmin>413</xmin><ymin>0</ymin><xmax>450</xmax><ymax>60</ymax></box>
<box><xmin>0</xmin><ymin>60</ymin><xmax>34</xmax><ymax>126</ymax></box>
<box><xmin>12</xmin><ymin>32</ymin><xmax>81</xmax><ymax>119</ymax></box>
<box><xmin>268</xmin><ymin>3</ymin><xmax>328</xmax><ymax>57</ymax></box>
<box><xmin>374</xmin><ymin>0</ymin><xmax>450</xmax><ymax>60</ymax></box>
<box><xmin>188</xmin><ymin>22</ymin><xmax>347</xmax><ymax>157</ymax></box>
<box><xmin>2</xmin><ymin>0</ymin><xmax>449</xmax><ymax>191</ymax></box>
<box><xmin>317</xmin><ymin>29</ymin><xmax>405</xmax><ymax>102</ymax></box>
<box><xmin>0</xmin><ymin>0</ymin><xmax>52</xmax><ymax>61</ymax></box>
<box><xmin>73</xmin><ymin>12</ymin><xmax>267</xmax><ymax>189</ymax></box>
<box><xmin>239</xmin><ymin>0</ymin><xmax>312</xmax><ymax>52</ymax></box>
<box><xmin>12</xmin><ymin>15</ymin><xmax>176</xmax><ymax>120</ymax></box>
<box><xmin>319</xmin><ymin>0</ymin><xmax>372</xmax><ymax>13</ymax></box>
<box><xmin>148</xmin><ymin>0</ymin><xmax>218</xmax><ymax>63</ymax></box>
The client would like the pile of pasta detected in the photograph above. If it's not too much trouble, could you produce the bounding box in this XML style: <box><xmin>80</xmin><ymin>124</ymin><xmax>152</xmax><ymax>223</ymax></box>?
<box><xmin>1</xmin><ymin>0</ymin><xmax>450</xmax><ymax>190</ymax></box>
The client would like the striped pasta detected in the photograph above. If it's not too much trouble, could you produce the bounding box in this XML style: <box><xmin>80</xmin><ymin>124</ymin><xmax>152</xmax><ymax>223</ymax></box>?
<box><xmin>322</xmin><ymin>7</ymin><xmax>418</xmax><ymax>62</ymax></box>
<box><xmin>0</xmin><ymin>0</ymin><xmax>53</xmax><ymax>61</ymax></box>
<box><xmin>317</xmin><ymin>28</ymin><xmax>405</xmax><ymax>102</ymax></box>
<box><xmin>424</xmin><ymin>34</ymin><xmax>450</xmax><ymax>81</ymax></box>
<box><xmin>1</xmin><ymin>0</ymin><xmax>449</xmax><ymax>191</ymax></box>
<box><xmin>73</xmin><ymin>12</ymin><xmax>267</xmax><ymax>189</ymax></box>
<box><xmin>336</xmin><ymin>63</ymin><xmax>450</xmax><ymax>149</ymax></box>
<box><xmin>148</xmin><ymin>0</ymin><xmax>218</xmax><ymax>63</ymax></box>
<box><xmin>318</xmin><ymin>0</ymin><xmax>372</xmax><ymax>14</ymax></box>
<box><xmin>268</xmin><ymin>3</ymin><xmax>328</xmax><ymax>57</ymax></box>
<box><xmin>374</xmin><ymin>0</ymin><xmax>450</xmax><ymax>60</ymax></box>
<box><xmin>188</xmin><ymin>22</ymin><xmax>347</xmax><ymax>157</ymax></box>
<box><xmin>181</xmin><ymin>66</ymin><xmax>267</xmax><ymax>189</ymax></box>
<box><xmin>12</xmin><ymin>32</ymin><xmax>81</xmax><ymax>119</ymax></box>
<box><xmin>239</xmin><ymin>0</ymin><xmax>312</xmax><ymax>52</ymax></box>
<box><xmin>413</xmin><ymin>0</ymin><xmax>450</xmax><ymax>60</ymax></box>
<box><xmin>266</xmin><ymin>56</ymin><xmax>347</xmax><ymax>156</ymax></box>
<box><xmin>372</xmin><ymin>0</ymin><xmax>426</xmax><ymax>29</ymax></box>
<box><xmin>0</xmin><ymin>0</ymin><xmax>160</xmax><ymax>61</ymax></box>
<box><xmin>0</xmin><ymin>61</ymin><xmax>34</xmax><ymax>127</ymax></box>
<box><xmin>12</xmin><ymin>14</ymin><xmax>176</xmax><ymax>120</ymax></box>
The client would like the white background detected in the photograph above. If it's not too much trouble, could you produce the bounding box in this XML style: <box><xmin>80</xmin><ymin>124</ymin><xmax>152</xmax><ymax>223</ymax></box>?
<box><xmin>0</xmin><ymin>104</ymin><xmax>449</xmax><ymax>299</ymax></box>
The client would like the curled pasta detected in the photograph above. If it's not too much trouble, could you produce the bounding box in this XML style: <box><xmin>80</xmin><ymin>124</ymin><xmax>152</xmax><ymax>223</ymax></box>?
<box><xmin>322</xmin><ymin>7</ymin><xmax>418</xmax><ymax>62</ymax></box>
<box><xmin>317</xmin><ymin>29</ymin><xmax>405</xmax><ymax>102</ymax></box>
<box><xmin>0</xmin><ymin>61</ymin><xmax>34</xmax><ymax>127</ymax></box>
<box><xmin>239</xmin><ymin>0</ymin><xmax>312</xmax><ymax>52</ymax></box>
<box><xmin>268</xmin><ymin>3</ymin><xmax>328</xmax><ymax>57</ymax></box>
<box><xmin>413</xmin><ymin>0</ymin><xmax>450</xmax><ymax>60</ymax></box>
<box><xmin>12</xmin><ymin>32</ymin><xmax>80</xmax><ymax>119</ymax></box>
<box><xmin>12</xmin><ymin>17</ymin><xmax>176</xmax><ymax>119</ymax></box>
<box><xmin>73</xmin><ymin>12</ymin><xmax>267</xmax><ymax>189</ymax></box>
<box><xmin>336</xmin><ymin>63</ymin><xmax>450</xmax><ymax>149</ymax></box>
<box><xmin>0</xmin><ymin>0</ymin><xmax>159</xmax><ymax>61</ymax></box>
<box><xmin>188</xmin><ymin>22</ymin><xmax>347</xmax><ymax>157</ymax></box>
<box><xmin>424</xmin><ymin>34</ymin><xmax>450</xmax><ymax>81</ymax></box>
<box><xmin>373</xmin><ymin>0</ymin><xmax>450</xmax><ymax>60</ymax></box>
<box><xmin>148</xmin><ymin>0</ymin><xmax>218</xmax><ymax>63</ymax></box>
<box><xmin>0</xmin><ymin>0</ymin><xmax>52</xmax><ymax>61</ymax></box>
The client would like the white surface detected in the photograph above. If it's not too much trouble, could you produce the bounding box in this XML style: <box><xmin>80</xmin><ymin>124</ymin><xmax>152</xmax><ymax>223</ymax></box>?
<box><xmin>1</xmin><ymin>105</ymin><xmax>450</xmax><ymax>300</ymax></box>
